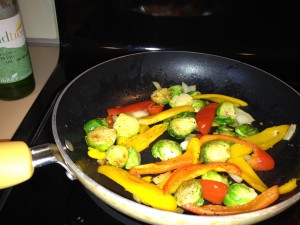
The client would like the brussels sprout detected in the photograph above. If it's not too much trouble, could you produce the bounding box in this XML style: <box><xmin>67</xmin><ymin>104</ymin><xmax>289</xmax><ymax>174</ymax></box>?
<box><xmin>200</xmin><ymin>140</ymin><xmax>230</xmax><ymax>163</ymax></box>
<box><xmin>173</xmin><ymin>111</ymin><xmax>195</xmax><ymax>119</ymax></box>
<box><xmin>174</xmin><ymin>179</ymin><xmax>204</xmax><ymax>207</ymax></box>
<box><xmin>235</xmin><ymin>124</ymin><xmax>259</xmax><ymax>138</ymax></box>
<box><xmin>106</xmin><ymin>145</ymin><xmax>128</xmax><ymax>168</ymax></box>
<box><xmin>201</xmin><ymin>171</ymin><xmax>229</xmax><ymax>186</ymax></box>
<box><xmin>151</xmin><ymin>88</ymin><xmax>172</xmax><ymax>105</ymax></box>
<box><xmin>83</xmin><ymin>118</ymin><xmax>108</xmax><ymax>134</ymax></box>
<box><xmin>191</xmin><ymin>99</ymin><xmax>206</xmax><ymax>112</ymax></box>
<box><xmin>169</xmin><ymin>93</ymin><xmax>193</xmax><ymax>108</ymax></box>
<box><xmin>215</xmin><ymin>102</ymin><xmax>237</xmax><ymax>125</ymax></box>
<box><xmin>168</xmin><ymin>117</ymin><xmax>197</xmax><ymax>140</ymax></box>
<box><xmin>187</xmin><ymin>90</ymin><xmax>201</xmax><ymax>97</ymax></box>
<box><xmin>113</xmin><ymin>113</ymin><xmax>140</xmax><ymax>138</ymax></box>
<box><xmin>125</xmin><ymin>147</ymin><xmax>141</xmax><ymax>169</ymax></box>
<box><xmin>85</xmin><ymin>126</ymin><xmax>117</xmax><ymax>151</ymax></box>
<box><xmin>214</xmin><ymin>125</ymin><xmax>237</xmax><ymax>138</ymax></box>
<box><xmin>223</xmin><ymin>183</ymin><xmax>258</xmax><ymax>206</ymax></box>
<box><xmin>169</xmin><ymin>85</ymin><xmax>184</xmax><ymax>97</ymax></box>
<box><xmin>151</xmin><ymin>139</ymin><xmax>183</xmax><ymax>161</ymax></box>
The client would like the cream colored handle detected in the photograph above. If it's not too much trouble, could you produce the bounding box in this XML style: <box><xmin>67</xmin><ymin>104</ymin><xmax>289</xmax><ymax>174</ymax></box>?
<box><xmin>0</xmin><ymin>141</ymin><xmax>34</xmax><ymax>189</ymax></box>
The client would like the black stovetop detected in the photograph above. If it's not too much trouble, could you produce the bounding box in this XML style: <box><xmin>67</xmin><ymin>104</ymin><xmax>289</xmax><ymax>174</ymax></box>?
<box><xmin>1</xmin><ymin>0</ymin><xmax>300</xmax><ymax>224</ymax></box>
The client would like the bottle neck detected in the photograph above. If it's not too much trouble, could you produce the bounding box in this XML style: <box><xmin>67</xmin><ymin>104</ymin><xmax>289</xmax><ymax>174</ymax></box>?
<box><xmin>0</xmin><ymin>0</ymin><xmax>16</xmax><ymax>20</ymax></box>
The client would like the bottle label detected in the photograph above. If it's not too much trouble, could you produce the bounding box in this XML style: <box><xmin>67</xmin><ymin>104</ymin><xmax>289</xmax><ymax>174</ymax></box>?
<box><xmin>0</xmin><ymin>13</ymin><xmax>33</xmax><ymax>84</ymax></box>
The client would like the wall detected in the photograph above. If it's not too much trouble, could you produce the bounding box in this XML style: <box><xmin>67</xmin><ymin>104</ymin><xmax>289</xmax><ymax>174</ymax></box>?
<box><xmin>18</xmin><ymin>0</ymin><xmax>59</xmax><ymax>45</ymax></box>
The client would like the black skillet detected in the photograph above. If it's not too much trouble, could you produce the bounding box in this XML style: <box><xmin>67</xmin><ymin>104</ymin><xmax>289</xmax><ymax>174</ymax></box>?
<box><xmin>1</xmin><ymin>51</ymin><xmax>299</xmax><ymax>225</ymax></box>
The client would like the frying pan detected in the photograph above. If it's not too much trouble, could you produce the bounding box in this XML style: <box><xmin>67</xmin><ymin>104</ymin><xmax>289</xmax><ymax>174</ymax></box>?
<box><xmin>0</xmin><ymin>51</ymin><xmax>299</xmax><ymax>225</ymax></box>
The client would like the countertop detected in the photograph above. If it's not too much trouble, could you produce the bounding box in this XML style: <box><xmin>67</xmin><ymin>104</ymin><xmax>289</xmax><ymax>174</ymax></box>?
<box><xmin>0</xmin><ymin>45</ymin><xmax>59</xmax><ymax>140</ymax></box>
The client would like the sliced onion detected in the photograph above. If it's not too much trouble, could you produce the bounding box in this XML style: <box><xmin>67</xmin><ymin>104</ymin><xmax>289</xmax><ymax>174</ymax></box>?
<box><xmin>152</xmin><ymin>81</ymin><xmax>162</xmax><ymax>90</ymax></box>
<box><xmin>284</xmin><ymin>124</ymin><xmax>296</xmax><ymax>140</ymax></box>
<box><xmin>235</xmin><ymin>107</ymin><xmax>255</xmax><ymax>125</ymax></box>
<box><xmin>181</xmin><ymin>82</ymin><xmax>196</xmax><ymax>93</ymax></box>
<box><xmin>130</xmin><ymin>110</ymin><xmax>149</xmax><ymax>118</ymax></box>
<box><xmin>229</xmin><ymin>173</ymin><xmax>243</xmax><ymax>183</ymax></box>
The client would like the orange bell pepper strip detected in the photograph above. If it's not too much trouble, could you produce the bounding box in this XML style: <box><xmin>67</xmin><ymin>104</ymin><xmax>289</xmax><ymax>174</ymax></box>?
<box><xmin>192</xmin><ymin>93</ymin><xmax>248</xmax><ymax>107</ymax></box>
<box><xmin>228</xmin><ymin>156</ymin><xmax>268</xmax><ymax>192</ymax></box>
<box><xmin>163</xmin><ymin>162</ymin><xmax>241</xmax><ymax>194</ymax></box>
<box><xmin>117</xmin><ymin>123</ymin><xmax>167</xmax><ymax>152</ymax></box>
<box><xmin>243</xmin><ymin>125</ymin><xmax>290</xmax><ymax>150</ymax></box>
<box><xmin>138</xmin><ymin>105</ymin><xmax>195</xmax><ymax>125</ymax></box>
<box><xmin>128</xmin><ymin>137</ymin><xmax>201</xmax><ymax>175</ymax></box>
<box><xmin>198</xmin><ymin>134</ymin><xmax>275</xmax><ymax>171</ymax></box>
<box><xmin>98</xmin><ymin>165</ymin><xmax>177</xmax><ymax>212</ymax></box>
<box><xmin>182</xmin><ymin>185</ymin><xmax>279</xmax><ymax>215</ymax></box>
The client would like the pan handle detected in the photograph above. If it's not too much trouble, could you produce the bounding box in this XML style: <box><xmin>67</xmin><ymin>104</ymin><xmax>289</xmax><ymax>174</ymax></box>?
<box><xmin>0</xmin><ymin>142</ymin><xmax>75</xmax><ymax>189</ymax></box>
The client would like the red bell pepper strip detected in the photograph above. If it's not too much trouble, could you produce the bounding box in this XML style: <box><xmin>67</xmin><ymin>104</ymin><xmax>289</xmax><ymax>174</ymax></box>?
<box><xmin>105</xmin><ymin>115</ymin><xmax>114</xmax><ymax>128</ymax></box>
<box><xmin>128</xmin><ymin>137</ymin><xmax>201</xmax><ymax>175</ymax></box>
<box><xmin>198</xmin><ymin>134</ymin><xmax>275</xmax><ymax>171</ymax></box>
<box><xmin>107</xmin><ymin>100</ymin><xmax>154</xmax><ymax>116</ymax></box>
<box><xmin>182</xmin><ymin>185</ymin><xmax>279</xmax><ymax>215</ymax></box>
<box><xmin>146</xmin><ymin>102</ymin><xmax>164</xmax><ymax>115</ymax></box>
<box><xmin>163</xmin><ymin>162</ymin><xmax>241</xmax><ymax>194</ymax></box>
<box><xmin>195</xmin><ymin>103</ymin><xmax>219</xmax><ymax>135</ymax></box>
<box><xmin>199</xmin><ymin>179</ymin><xmax>228</xmax><ymax>205</ymax></box>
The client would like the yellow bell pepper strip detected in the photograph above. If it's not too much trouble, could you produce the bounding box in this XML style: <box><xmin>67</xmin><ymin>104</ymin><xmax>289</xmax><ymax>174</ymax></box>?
<box><xmin>192</xmin><ymin>94</ymin><xmax>248</xmax><ymax>107</ymax></box>
<box><xmin>128</xmin><ymin>137</ymin><xmax>201</xmax><ymax>175</ymax></box>
<box><xmin>229</xmin><ymin>143</ymin><xmax>252</xmax><ymax>158</ymax></box>
<box><xmin>87</xmin><ymin>147</ymin><xmax>106</xmax><ymax>159</ymax></box>
<box><xmin>138</xmin><ymin>105</ymin><xmax>195</xmax><ymax>125</ymax></box>
<box><xmin>181</xmin><ymin>185</ymin><xmax>279</xmax><ymax>215</ymax></box>
<box><xmin>228</xmin><ymin>156</ymin><xmax>268</xmax><ymax>192</ymax></box>
<box><xmin>244</xmin><ymin>125</ymin><xmax>290</xmax><ymax>150</ymax></box>
<box><xmin>163</xmin><ymin>162</ymin><xmax>241</xmax><ymax>194</ymax></box>
<box><xmin>117</xmin><ymin>123</ymin><xmax>167</xmax><ymax>152</ymax></box>
<box><xmin>98</xmin><ymin>165</ymin><xmax>177</xmax><ymax>212</ymax></box>
<box><xmin>198</xmin><ymin>134</ymin><xmax>275</xmax><ymax>171</ymax></box>
<box><xmin>278</xmin><ymin>178</ymin><xmax>298</xmax><ymax>195</ymax></box>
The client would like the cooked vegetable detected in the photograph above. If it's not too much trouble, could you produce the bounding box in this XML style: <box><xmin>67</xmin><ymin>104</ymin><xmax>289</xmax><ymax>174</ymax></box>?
<box><xmin>169</xmin><ymin>84</ymin><xmax>183</xmax><ymax>96</ymax></box>
<box><xmin>151</xmin><ymin>139</ymin><xmax>183</xmax><ymax>161</ymax></box>
<box><xmin>125</xmin><ymin>147</ymin><xmax>141</xmax><ymax>169</ymax></box>
<box><xmin>107</xmin><ymin>100</ymin><xmax>154</xmax><ymax>116</ymax></box>
<box><xmin>129</xmin><ymin>137</ymin><xmax>201</xmax><ymax>175</ymax></box>
<box><xmin>195</xmin><ymin>103</ymin><xmax>219</xmax><ymax>135</ymax></box>
<box><xmin>169</xmin><ymin>93</ymin><xmax>193</xmax><ymax>108</ymax></box>
<box><xmin>191</xmin><ymin>99</ymin><xmax>206</xmax><ymax>112</ymax></box>
<box><xmin>201</xmin><ymin>171</ymin><xmax>229</xmax><ymax>186</ymax></box>
<box><xmin>83</xmin><ymin>118</ymin><xmax>108</xmax><ymax>134</ymax></box>
<box><xmin>192</xmin><ymin>93</ymin><xmax>248</xmax><ymax>107</ymax></box>
<box><xmin>278</xmin><ymin>178</ymin><xmax>298</xmax><ymax>194</ymax></box>
<box><xmin>163</xmin><ymin>162</ymin><xmax>241</xmax><ymax>194</ymax></box>
<box><xmin>215</xmin><ymin>102</ymin><xmax>237</xmax><ymax>125</ymax></box>
<box><xmin>182</xmin><ymin>185</ymin><xmax>279</xmax><ymax>215</ymax></box>
<box><xmin>200</xmin><ymin>140</ymin><xmax>231</xmax><ymax>163</ymax></box>
<box><xmin>235</xmin><ymin>124</ymin><xmax>259</xmax><ymax>138</ymax></box>
<box><xmin>199</xmin><ymin>179</ymin><xmax>228</xmax><ymax>204</ymax></box>
<box><xmin>98</xmin><ymin>165</ymin><xmax>177</xmax><ymax>212</ymax></box>
<box><xmin>223</xmin><ymin>183</ymin><xmax>258</xmax><ymax>206</ymax></box>
<box><xmin>168</xmin><ymin>117</ymin><xmax>197</xmax><ymax>140</ymax></box>
<box><xmin>174</xmin><ymin>179</ymin><xmax>204</xmax><ymax>207</ymax></box>
<box><xmin>85</xmin><ymin>126</ymin><xmax>117</xmax><ymax>151</ymax></box>
<box><xmin>113</xmin><ymin>113</ymin><xmax>140</xmax><ymax>138</ymax></box>
<box><xmin>214</xmin><ymin>125</ymin><xmax>237</xmax><ymax>137</ymax></box>
<box><xmin>138</xmin><ymin>105</ymin><xmax>195</xmax><ymax>126</ymax></box>
<box><xmin>198</xmin><ymin>134</ymin><xmax>275</xmax><ymax>171</ymax></box>
<box><xmin>235</xmin><ymin>107</ymin><xmax>255</xmax><ymax>125</ymax></box>
<box><xmin>117</xmin><ymin>123</ymin><xmax>167</xmax><ymax>152</ymax></box>
<box><xmin>106</xmin><ymin>145</ymin><xmax>128</xmax><ymax>168</ymax></box>
<box><xmin>151</xmin><ymin>88</ymin><xmax>172</xmax><ymax>105</ymax></box>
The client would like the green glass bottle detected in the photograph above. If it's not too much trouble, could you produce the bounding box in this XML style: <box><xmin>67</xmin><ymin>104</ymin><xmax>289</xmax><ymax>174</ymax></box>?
<box><xmin>0</xmin><ymin>0</ymin><xmax>35</xmax><ymax>100</ymax></box>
